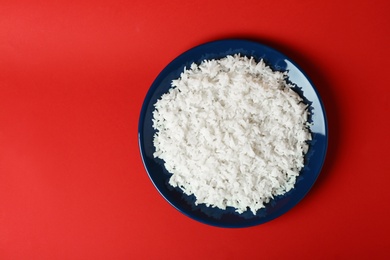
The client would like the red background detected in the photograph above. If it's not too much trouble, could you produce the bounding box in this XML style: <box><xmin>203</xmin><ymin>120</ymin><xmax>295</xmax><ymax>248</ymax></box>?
<box><xmin>1</xmin><ymin>0</ymin><xmax>389</xmax><ymax>259</ymax></box>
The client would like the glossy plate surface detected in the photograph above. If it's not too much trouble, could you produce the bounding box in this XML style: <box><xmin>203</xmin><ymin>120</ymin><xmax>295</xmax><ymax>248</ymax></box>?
<box><xmin>138</xmin><ymin>39</ymin><xmax>328</xmax><ymax>228</ymax></box>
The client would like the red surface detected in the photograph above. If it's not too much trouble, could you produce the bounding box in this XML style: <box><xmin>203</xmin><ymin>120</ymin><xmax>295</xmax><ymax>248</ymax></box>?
<box><xmin>1</xmin><ymin>1</ymin><xmax>389</xmax><ymax>259</ymax></box>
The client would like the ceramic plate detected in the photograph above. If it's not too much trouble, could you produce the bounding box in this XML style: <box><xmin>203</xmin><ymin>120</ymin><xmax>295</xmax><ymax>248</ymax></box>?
<box><xmin>138</xmin><ymin>39</ymin><xmax>327</xmax><ymax>228</ymax></box>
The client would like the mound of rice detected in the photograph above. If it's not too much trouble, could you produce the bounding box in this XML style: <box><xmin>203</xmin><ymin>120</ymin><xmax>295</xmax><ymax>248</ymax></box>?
<box><xmin>152</xmin><ymin>54</ymin><xmax>311</xmax><ymax>214</ymax></box>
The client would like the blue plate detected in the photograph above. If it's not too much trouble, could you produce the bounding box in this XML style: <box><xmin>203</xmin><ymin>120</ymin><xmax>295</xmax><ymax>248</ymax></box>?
<box><xmin>138</xmin><ymin>39</ymin><xmax>328</xmax><ymax>228</ymax></box>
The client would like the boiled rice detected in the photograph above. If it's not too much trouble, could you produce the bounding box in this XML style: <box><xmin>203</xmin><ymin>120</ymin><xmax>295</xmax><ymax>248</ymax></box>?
<box><xmin>152</xmin><ymin>54</ymin><xmax>311</xmax><ymax>214</ymax></box>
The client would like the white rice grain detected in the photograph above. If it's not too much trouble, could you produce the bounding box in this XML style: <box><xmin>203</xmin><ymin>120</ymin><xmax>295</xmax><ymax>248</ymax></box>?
<box><xmin>152</xmin><ymin>54</ymin><xmax>311</xmax><ymax>214</ymax></box>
